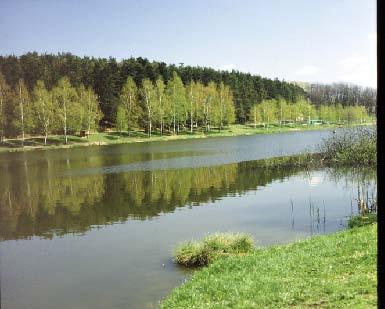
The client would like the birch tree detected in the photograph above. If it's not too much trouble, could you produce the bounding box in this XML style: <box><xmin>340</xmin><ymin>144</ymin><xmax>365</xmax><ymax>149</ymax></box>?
<box><xmin>141</xmin><ymin>78</ymin><xmax>155</xmax><ymax>137</ymax></box>
<box><xmin>78</xmin><ymin>84</ymin><xmax>102</xmax><ymax>134</ymax></box>
<box><xmin>32</xmin><ymin>80</ymin><xmax>54</xmax><ymax>145</ymax></box>
<box><xmin>16</xmin><ymin>79</ymin><xmax>31</xmax><ymax>147</ymax></box>
<box><xmin>154</xmin><ymin>76</ymin><xmax>167</xmax><ymax>135</ymax></box>
<box><xmin>119</xmin><ymin>77</ymin><xmax>141</xmax><ymax>135</ymax></box>
<box><xmin>166</xmin><ymin>72</ymin><xmax>186</xmax><ymax>134</ymax></box>
<box><xmin>52</xmin><ymin>77</ymin><xmax>78</xmax><ymax>144</ymax></box>
<box><xmin>116</xmin><ymin>104</ymin><xmax>127</xmax><ymax>135</ymax></box>
<box><xmin>249</xmin><ymin>104</ymin><xmax>262</xmax><ymax>128</ymax></box>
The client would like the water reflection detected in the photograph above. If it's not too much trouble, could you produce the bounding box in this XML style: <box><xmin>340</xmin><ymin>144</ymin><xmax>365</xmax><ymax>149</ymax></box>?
<box><xmin>0</xmin><ymin>157</ymin><xmax>376</xmax><ymax>241</ymax></box>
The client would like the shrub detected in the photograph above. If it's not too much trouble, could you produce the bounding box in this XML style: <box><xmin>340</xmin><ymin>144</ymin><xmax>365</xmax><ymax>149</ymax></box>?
<box><xmin>320</xmin><ymin>127</ymin><xmax>376</xmax><ymax>166</ymax></box>
<box><xmin>174</xmin><ymin>233</ymin><xmax>254</xmax><ymax>267</ymax></box>
<box><xmin>348</xmin><ymin>214</ymin><xmax>377</xmax><ymax>228</ymax></box>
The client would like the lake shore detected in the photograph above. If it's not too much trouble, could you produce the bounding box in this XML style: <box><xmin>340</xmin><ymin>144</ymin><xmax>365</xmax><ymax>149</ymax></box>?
<box><xmin>0</xmin><ymin>123</ymin><xmax>372</xmax><ymax>153</ymax></box>
<box><xmin>161</xmin><ymin>222</ymin><xmax>377</xmax><ymax>308</ymax></box>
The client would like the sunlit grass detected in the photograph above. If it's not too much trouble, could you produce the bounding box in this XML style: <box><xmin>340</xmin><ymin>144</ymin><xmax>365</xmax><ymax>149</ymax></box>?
<box><xmin>162</xmin><ymin>224</ymin><xmax>377</xmax><ymax>308</ymax></box>
<box><xmin>174</xmin><ymin>233</ymin><xmax>254</xmax><ymax>267</ymax></box>
<box><xmin>0</xmin><ymin>122</ymin><xmax>368</xmax><ymax>152</ymax></box>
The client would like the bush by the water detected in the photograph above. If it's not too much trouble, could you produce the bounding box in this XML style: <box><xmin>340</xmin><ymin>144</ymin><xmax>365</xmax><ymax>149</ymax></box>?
<box><xmin>348</xmin><ymin>214</ymin><xmax>377</xmax><ymax>228</ymax></box>
<box><xmin>320</xmin><ymin>127</ymin><xmax>376</xmax><ymax>165</ymax></box>
<box><xmin>174</xmin><ymin>233</ymin><xmax>254</xmax><ymax>267</ymax></box>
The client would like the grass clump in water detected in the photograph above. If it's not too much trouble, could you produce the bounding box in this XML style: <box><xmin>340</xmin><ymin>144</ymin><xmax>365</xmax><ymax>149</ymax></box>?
<box><xmin>174</xmin><ymin>233</ymin><xmax>254</xmax><ymax>267</ymax></box>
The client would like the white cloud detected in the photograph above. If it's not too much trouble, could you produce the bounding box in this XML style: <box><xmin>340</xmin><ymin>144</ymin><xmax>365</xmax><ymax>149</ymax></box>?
<box><xmin>219</xmin><ymin>64</ymin><xmax>237</xmax><ymax>71</ymax></box>
<box><xmin>337</xmin><ymin>53</ymin><xmax>376</xmax><ymax>88</ymax></box>
<box><xmin>294</xmin><ymin>65</ymin><xmax>320</xmax><ymax>76</ymax></box>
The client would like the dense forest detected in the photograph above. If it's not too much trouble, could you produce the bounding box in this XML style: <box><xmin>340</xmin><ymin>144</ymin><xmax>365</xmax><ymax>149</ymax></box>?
<box><xmin>0</xmin><ymin>52</ymin><xmax>376</xmax><ymax>142</ymax></box>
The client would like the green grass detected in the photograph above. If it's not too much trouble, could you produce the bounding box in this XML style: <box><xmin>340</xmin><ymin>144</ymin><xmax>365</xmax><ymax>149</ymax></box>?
<box><xmin>0</xmin><ymin>122</ymin><xmax>367</xmax><ymax>153</ymax></box>
<box><xmin>162</xmin><ymin>224</ymin><xmax>377</xmax><ymax>308</ymax></box>
<box><xmin>348</xmin><ymin>214</ymin><xmax>377</xmax><ymax>228</ymax></box>
<box><xmin>174</xmin><ymin>233</ymin><xmax>254</xmax><ymax>267</ymax></box>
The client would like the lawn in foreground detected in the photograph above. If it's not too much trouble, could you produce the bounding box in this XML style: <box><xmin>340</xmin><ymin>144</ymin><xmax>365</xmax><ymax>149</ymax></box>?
<box><xmin>161</xmin><ymin>224</ymin><xmax>377</xmax><ymax>308</ymax></box>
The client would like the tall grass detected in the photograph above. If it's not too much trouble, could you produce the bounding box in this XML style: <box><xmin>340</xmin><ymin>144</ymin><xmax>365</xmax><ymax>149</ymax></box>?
<box><xmin>320</xmin><ymin>127</ymin><xmax>376</xmax><ymax>166</ymax></box>
<box><xmin>174</xmin><ymin>233</ymin><xmax>254</xmax><ymax>267</ymax></box>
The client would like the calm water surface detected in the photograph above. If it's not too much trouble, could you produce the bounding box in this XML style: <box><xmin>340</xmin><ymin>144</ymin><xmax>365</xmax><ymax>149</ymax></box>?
<box><xmin>0</xmin><ymin>129</ymin><xmax>376</xmax><ymax>309</ymax></box>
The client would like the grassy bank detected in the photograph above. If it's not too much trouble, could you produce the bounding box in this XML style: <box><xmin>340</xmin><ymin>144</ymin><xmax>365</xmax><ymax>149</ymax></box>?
<box><xmin>0</xmin><ymin>123</ymin><xmax>369</xmax><ymax>153</ymax></box>
<box><xmin>162</xmin><ymin>223</ymin><xmax>377</xmax><ymax>308</ymax></box>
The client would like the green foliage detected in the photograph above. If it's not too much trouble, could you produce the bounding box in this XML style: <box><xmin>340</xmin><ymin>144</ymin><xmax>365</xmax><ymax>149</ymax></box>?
<box><xmin>320</xmin><ymin>127</ymin><xmax>376</xmax><ymax>166</ymax></box>
<box><xmin>0</xmin><ymin>72</ymin><xmax>11</xmax><ymax>141</ymax></box>
<box><xmin>166</xmin><ymin>71</ymin><xmax>187</xmax><ymax>134</ymax></box>
<box><xmin>174</xmin><ymin>233</ymin><xmax>254</xmax><ymax>267</ymax></box>
<box><xmin>162</xmin><ymin>224</ymin><xmax>377</xmax><ymax>308</ymax></box>
<box><xmin>78</xmin><ymin>85</ymin><xmax>102</xmax><ymax>132</ymax></box>
<box><xmin>119</xmin><ymin>77</ymin><xmax>141</xmax><ymax>134</ymax></box>
<box><xmin>31</xmin><ymin>80</ymin><xmax>55</xmax><ymax>144</ymax></box>
<box><xmin>115</xmin><ymin>105</ymin><xmax>127</xmax><ymax>133</ymax></box>
<box><xmin>141</xmin><ymin>78</ymin><xmax>156</xmax><ymax>137</ymax></box>
<box><xmin>348</xmin><ymin>214</ymin><xmax>377</xmax><ymax>228</ymax></box>
<box><xmin>0</xmin><ymin>52</ymin><xmax>309</xmax><ymax>123</ymax></box>
<box><xmin>13</xmin><ymin>79</ymin><xmax>33</xmax><ymax>140</ymax></box>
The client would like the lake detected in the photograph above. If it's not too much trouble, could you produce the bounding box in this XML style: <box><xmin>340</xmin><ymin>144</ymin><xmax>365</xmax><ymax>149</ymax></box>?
<box><xmin>0</xmin><ymin>129</ymin><xmax>376</xmax><ymax>309</ymax></box>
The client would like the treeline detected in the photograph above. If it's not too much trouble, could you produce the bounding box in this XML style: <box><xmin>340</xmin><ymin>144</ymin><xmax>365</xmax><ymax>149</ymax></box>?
<box><xmin>307</xmin><ymin>83</ymin><xmax>376</xmax><ymax>112</ymax></box>
<box><xmin>0</xmin><ymin>52</ymin><xmax>307</xmax><ymax>123</ymax></box>
<box><xmin>0</xmin><ymin>71</ymin><xmax>235</xmax><ymax>141</ymax></box>
<box><xmin>248</xmin><ymin>98</ymin><xmax>372</xmax><ymax>127</ymax></box>
<box><xmin>117</xmin><ymin>72</ymin><xmax>235</xmax><ymax>136</ymax></box>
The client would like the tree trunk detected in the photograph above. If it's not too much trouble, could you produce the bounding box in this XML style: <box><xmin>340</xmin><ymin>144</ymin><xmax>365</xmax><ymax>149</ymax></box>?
<box><xmin>0</xmin><ymin>97</ymin><xmax>3</xmax><ymax>143</ymax></box>
<box><xmin>64</xmin><ymin>102</ymin><xmax>67</xmax><ymax>144</ymax></box>
<box><xmin>173</xmin><ymin>113</ymin><xmax>176</xmax><ymax>135</ymax></box>
<box><xmin>19</xmin><ymin>86</ymin><xmax>25</xmax><ymax>148</ymax></box>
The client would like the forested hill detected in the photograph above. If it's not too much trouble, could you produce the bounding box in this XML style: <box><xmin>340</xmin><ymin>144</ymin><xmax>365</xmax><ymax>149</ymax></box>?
<box><xmin>0</xmin><ymin>53</ymin><xmax>376</xmax><ymax>124</ymax></box>
<box><xmin>0</xmin><ymin>52</ymin><xmax>306</xmax><ymax>123</ymax></box>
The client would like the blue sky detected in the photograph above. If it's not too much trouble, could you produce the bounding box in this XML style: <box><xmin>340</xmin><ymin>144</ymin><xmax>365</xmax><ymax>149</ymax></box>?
<box><xmin>0</xmin><ymin>0</ymin><xmax>376</xmax><ymax>87</ymax></box>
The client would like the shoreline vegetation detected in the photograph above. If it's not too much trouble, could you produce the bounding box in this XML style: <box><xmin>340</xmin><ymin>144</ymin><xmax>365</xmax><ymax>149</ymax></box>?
<box><xmin>162</xmin><ymin>222</ymin><xmax>377</xmax><ymax>308</ymax></box>
<box><xmin>0</xmin><ymin>122</ymin><xmax>374</xmax><ymax>153</ymax></box>
<box><xmin>163</xmin><ymin>130</ymin><xmax>377</xmax><ymax>307</ymax></box>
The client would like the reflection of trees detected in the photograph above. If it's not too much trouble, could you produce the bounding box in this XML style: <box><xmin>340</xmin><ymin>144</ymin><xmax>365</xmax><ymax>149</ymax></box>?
<box><xmin>1</xmin><ymin>159</ymin><xmax>375</xmax><ymax>240</ymax></box>
<box><xmin>325</xmin><ymin>167</ymin><xmax>377</xmax><ymax>213</ymax></box>
<box><xmin>0</xmin><ymin>156</ymin><xmax>105</xmax><ymax>240</ymax></box>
